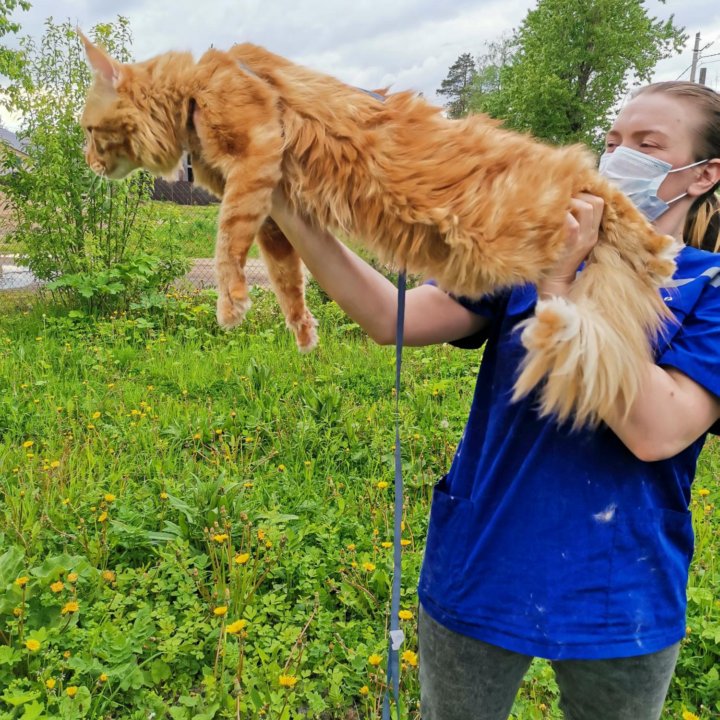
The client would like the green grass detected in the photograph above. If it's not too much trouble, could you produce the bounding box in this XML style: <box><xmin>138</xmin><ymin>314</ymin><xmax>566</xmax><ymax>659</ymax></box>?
<box><xmin>0</xmin><ymin>287</ymin><xmax>717</xmax><ymax>719</ymax></box>
<box><xmin>145</xmin><ymin>200</ymin><xmax>259</xmax><ymax>260</ymax></box>
<box><xmin>0</xmin><ymin>200</ymin><xmax>259</xmax><ymax>263</ymax></box>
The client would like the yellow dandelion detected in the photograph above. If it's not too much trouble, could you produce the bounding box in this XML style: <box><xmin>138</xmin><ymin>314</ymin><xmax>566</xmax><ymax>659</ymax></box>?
<box><xmin>25</xmin><ymin>639</ymin><xmax>41</xmax><ymax>652</ymax></box>
<box><xmin>257</xmin><ymin>529</ymin><xmax>266</xmax><ymax>540</ymax></box>
<box><xmin>97</xmin><ymin>512</ymin><xmax>108</xmax><ymax>523</ymax></box>
<box><xmin>381</xmin><ymin>542</ymin><xmax>392</xmax><ymax>549</ymax></box>
<box><xmin>61</xmin><ymin>600</ymin><xmax>79</xmax><ymax>615</ymax></box>
<box><xmin>104</xmin><ymin>493</ymin><xmax>116</xmax><ymax>503</ymax></box>
<box><xmin>22</xmin><ymin>440</ymin><xmax>33</xmax><ymax>448</ymax></box>
<box><xmin>400</xmin><ymin>539</ymin><xmax>411</xmax><ymax>547</ymax></box>
<box><xmin>92</xmin><ymin>412</ymin><xmax>101</xmax><ymax>420</ymax></box>
<box><xmin>278</xmin><ymin>675</ymin><xmax>298</xmax><ymax>688</ymax></box>
<box><xmin>226</xmin><ymin>619</ymin><xmax>248</xmax><ymax>634</ymax></box>
<box><xmin>50</xmin><ymin>580</ymin><xmax>64</xmax><ymax>593</ymax></box>
<box><xmin>63</xmin><ymin>650</ymin><xmax>71</xmax><ymax>659</ymax></box>
<box><xmin>99</xmin><ymin>673</ymin><xmax>108</xmax><ymax>683</ymax></box>
<box><xmin>212</xmin><ymin>533</ymin><xmax>229</xmax><ymax>543</ymax></box>
<box><xmin>361</xmin><ymin>562</ymin><xmax>376</xmax><ymax>572</ymax></box>
<box><xmin>347</xmin><ymin>544</ymin><xmax>356</xmax><ymax>552</ymax></box>
<box><xmin>304</xmin><ymin>460</ymin><xmax>312</xmax><ymax>466</ymax></box>
<box><xmin>234</xmin><ymin>553</ymin><xmax>250</xmax><ymax>565</ymax></box>
<box><xmin>62</xmin><ymin>498</ymin><xmax>70</xmax><ymax>506</ymax></box>
<box><xmin>67</xmin><ymin>572</ymin><xmax>78</xmax><ymax>583</ymax></box>
<box><xmin>377</xmin><ymin>481</ymin><xmax>389</xmax><ymax>489</ymax></box>
<box><xmin>12</xmin><ymin>607</ymin><xmax>22</xmax><ymax>617</ymax></box>
<box><xmin>159</xmin><ymin>491</ymin><xmax>169</xmax><ymax>500</ymax></box>
<box><xmin>277</xmin><ymin>464</ymin><xmax>286</xmax><ymax>472</ymax></box>
<box><xmin>50</xmin><ymin>460</ymin><xmax>60</xmax><ymax>468</ymax></box>
<box><xmin>213</xmin><ymin>606</ymin><xmax>228</xmax><ymax>616</ymax></box>
<box><xmin>698</xmin><ymin>488</ymin><xmax>710</xmax><ymax>497</ymax></box>
<box><xmin>368</xmin><ymin>654</ymin><xmax>382</xmax><ymax>666</ymax></box>
<box><xmin>45</xmin><ymin>678</ymin><xmax>56</xmax><ymax>689</ymax></box>
<box><xmin>14</xmin><ymin>576</ymin><xmax>29</xmax><ymax>587</ymax></box>
<box><xmin>243</xmin><ymin>482</ymin><xmax>253</xmax><ymax>488</ymax></box>
<box><xmin>359</xmin><ymin>685</ymin><xmax>370</xmax><ymax>696</ymax></box>
<box><xmin>398</xmin><ymin>610</ymin><xmax>413</xmax><ymax>621</ymax></box>
<box><xmin>401</xmin><ymin>650</ymin><xmax>418</xmax><ymax>667</ymax></box>
<box><xmin>682</xmin><ymin>712</ymin><xmax>700</xmax><ymax>720</ymax></box>
<box><xmin>86</xmin><ymin>424</ymin><xmax>95</xmax><ymax>430</ymax></box>
<box><xmin>102</xmin><ymin>570</ymin><xmax>116</xmax><ymax>582</ymax></box>
<box><xmin>66</xmin><ymin>686</ymin><xmax>78</xmax><ymax>698</ymax></box>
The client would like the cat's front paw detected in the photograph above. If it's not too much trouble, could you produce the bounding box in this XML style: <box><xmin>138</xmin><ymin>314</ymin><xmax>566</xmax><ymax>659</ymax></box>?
<box><xmin>217</xmin><ymin>294</ymin><xmax>252</xmax><ymax>329</ymax></box>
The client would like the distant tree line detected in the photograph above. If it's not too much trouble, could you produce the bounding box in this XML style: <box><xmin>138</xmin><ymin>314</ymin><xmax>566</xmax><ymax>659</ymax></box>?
<box><xmin>437</xmin><ymin>0</ymin><xmax>687</xmax><ymax>149</ymax></box>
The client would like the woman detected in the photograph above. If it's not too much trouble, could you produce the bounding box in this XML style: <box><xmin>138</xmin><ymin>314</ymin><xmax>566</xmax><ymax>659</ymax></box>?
<box><xmin>270</xmin><ymin>81</ymin><xmax>720</xmax><ymax>719</ymax></box>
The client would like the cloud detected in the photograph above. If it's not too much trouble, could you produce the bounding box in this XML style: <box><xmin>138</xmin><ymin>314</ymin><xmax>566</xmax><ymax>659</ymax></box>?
<box><xmin>1</xmin><ymin>0</ymin><xmax>717</xmax><ymax>132</ymax></box>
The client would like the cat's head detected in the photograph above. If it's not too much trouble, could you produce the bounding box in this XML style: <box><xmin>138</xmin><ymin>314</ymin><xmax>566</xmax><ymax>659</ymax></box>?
<box><xmin>79</xmin><ymin>31</ymin><xmax>185</xmax><ymax>180</ymax></box>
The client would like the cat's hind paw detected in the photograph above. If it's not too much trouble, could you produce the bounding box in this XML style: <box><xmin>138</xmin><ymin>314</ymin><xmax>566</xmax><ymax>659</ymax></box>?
<box><xmin>289</xmin><ymin>311</ymin><xmax>318</xmax><ymax>353</ymax></box>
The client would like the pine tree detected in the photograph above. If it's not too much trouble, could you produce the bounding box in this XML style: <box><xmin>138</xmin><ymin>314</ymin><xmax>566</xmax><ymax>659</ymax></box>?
<box><xmin>437</xmin><ymin>52</ymin><xmax>477</xmax><ymax>118</ymax></box>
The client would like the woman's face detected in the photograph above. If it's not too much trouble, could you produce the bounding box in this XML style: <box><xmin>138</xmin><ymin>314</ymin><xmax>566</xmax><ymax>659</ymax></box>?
<box><xmin>604</xmin><ymin>91</ymin><xmax>706</xmax><ymax>204</ymax></box>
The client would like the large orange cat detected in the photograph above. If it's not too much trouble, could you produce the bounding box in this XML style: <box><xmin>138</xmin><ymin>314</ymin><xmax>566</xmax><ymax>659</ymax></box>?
<box><xmin>79</xmin><ymin>34</ymin><xmax>677</xmax><ymax>428</ymax></box>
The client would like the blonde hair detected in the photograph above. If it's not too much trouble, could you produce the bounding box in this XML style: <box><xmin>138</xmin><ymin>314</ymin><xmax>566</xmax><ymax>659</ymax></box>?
<box><xmin>633</xmin><ymin>81</ymin><xmax>720</xmax><ymax>252</ymax></box>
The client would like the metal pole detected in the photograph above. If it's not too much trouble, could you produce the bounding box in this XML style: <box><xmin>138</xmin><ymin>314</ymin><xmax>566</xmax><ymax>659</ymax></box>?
<box><xmin>698</xmin><ymin>67</ymin><xmax>707</xmax><ymax>85</ymax></box>
<box><xmin>690</xmin><ymin>32</ymin><xmax>701</xmax><ymax>82</ymax></box>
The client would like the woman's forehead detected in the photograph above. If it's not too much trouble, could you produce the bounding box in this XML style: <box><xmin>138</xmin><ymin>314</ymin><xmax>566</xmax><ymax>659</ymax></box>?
<box><xmin>611</xmin><ymin>92</ymin><xmax>700</xmax><ymax>138</ymax></box>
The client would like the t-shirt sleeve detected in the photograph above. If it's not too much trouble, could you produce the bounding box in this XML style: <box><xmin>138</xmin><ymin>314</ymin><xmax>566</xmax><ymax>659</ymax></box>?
<box><xmin>657</xmin><ymin>286</ymin><xmax>720</xmax><ymax>435</ymax></box>
<box><xmin>424</xmin><ymin>280</ymin><xmax>509</xmax><ymax>349</ymax></box>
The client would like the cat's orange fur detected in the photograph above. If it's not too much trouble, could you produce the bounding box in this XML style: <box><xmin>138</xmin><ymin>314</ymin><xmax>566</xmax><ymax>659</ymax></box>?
<box><xmin>79</xmin><ymin>34</ymin><xmax>677</xmax><ymax>428</ymax></box>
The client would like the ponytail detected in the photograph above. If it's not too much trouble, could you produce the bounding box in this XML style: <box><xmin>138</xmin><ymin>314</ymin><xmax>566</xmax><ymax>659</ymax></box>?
<box><xmin>685</xmin><ymin>186</ymin><xmax>720</xmax><ymax>253</ymax></box>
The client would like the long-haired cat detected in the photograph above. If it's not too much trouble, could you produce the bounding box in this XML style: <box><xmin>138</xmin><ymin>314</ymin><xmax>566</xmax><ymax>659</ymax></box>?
<box><xmin>79</xmin><ymin>34</ymin><xmax>677</xmax><ymax>428</ymax></box>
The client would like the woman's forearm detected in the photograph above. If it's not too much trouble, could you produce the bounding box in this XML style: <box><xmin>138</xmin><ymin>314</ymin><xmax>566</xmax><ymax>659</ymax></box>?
<box><xmin>271</xmin><ymin>204</ymin><xmax>400</xmax><ymax>344</ymax></box>
<box><xmin>270</xmin><ymin>201</ymin><xmax>488</xmax><ymax>346</ymax></box>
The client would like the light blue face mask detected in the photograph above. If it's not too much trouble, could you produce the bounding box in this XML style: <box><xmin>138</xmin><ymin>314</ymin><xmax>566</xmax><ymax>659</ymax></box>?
<box><xmin>598</xmin><ymin>145</ymin><xmax>708</xmax><ymax>221</ymax></box>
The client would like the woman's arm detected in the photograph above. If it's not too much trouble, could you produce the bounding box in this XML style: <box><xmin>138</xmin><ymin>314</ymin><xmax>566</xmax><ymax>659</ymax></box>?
<box><xmin>270</xmin><ymin>194</ymin><xmax>488</xmax><ymax>346</ymax></box>
<box><xmin>543</xmin><ymin>193</ymin><xmax>720</xmax><ymax>460</ymax></box>
<box><xmin>604</xmin><ymin>367</ymin><xmax>720</xmax><ymax>461</ymax></box>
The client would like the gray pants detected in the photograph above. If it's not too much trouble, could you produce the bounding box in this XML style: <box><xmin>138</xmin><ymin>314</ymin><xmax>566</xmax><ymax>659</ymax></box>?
<box><xmin>419</xmin><ymin>605</ymin><xmax>680</xmax><ymax>720</ymax></box>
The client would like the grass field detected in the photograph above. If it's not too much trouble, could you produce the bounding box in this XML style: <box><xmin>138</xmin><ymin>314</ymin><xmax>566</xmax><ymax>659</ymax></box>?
<box><xmin>0</xmin><ymin>286</ymin><xmax>718</xmax><ymax>719</ymax></box>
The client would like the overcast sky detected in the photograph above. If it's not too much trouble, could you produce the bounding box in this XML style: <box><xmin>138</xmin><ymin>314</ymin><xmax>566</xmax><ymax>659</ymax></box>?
<box><xmin>2</xmin><ymin>0</ymin><xmax>719</xmax><ymax>130</ymax></box>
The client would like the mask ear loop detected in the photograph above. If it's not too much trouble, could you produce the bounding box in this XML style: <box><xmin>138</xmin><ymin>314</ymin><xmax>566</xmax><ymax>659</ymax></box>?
<box><xmin>663</xmin><ymin>160</ymin><xmax>712</xmax><ymax>206</ymax></box>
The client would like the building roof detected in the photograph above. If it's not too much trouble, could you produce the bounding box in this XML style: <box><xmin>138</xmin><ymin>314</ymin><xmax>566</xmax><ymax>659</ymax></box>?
<box><xmin>0</xmin><ymin>128</ymin><xmax>28</xmax><ymax>156</ymax></box>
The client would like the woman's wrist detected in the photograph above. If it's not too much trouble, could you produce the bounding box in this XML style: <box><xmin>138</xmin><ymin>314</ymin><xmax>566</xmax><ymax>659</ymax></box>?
<box><xmin>537</xmin><ymin>275</ymin><xmax>575</xmax><ymax>299</ymax></box>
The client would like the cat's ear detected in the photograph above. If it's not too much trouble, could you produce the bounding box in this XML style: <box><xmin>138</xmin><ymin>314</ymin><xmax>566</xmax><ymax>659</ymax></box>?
<box><xmin>77</xmin><ymin>29</ymin><xmax>123</xmax><ymax>88</ymax></box>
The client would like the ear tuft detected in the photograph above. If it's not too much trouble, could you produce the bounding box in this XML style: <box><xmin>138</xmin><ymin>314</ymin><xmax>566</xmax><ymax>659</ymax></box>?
<box><xmin>78</xmin><ymin>28</ymin><xmax>122</xmax><ymax>88</ymax></box>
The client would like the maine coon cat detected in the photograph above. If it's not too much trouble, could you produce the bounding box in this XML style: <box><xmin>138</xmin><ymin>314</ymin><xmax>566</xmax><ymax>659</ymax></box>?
<box><xmin>79</xmin><ymin>34</ymin><xmax>677</xmax><ymax>428</ymax></box>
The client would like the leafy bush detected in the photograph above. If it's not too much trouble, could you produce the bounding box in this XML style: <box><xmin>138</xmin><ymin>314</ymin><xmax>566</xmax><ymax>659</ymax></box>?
<box><xmin>0</xmin><ymin>17</ymin><xmax>188</xmax><ymax>313</ymax></box>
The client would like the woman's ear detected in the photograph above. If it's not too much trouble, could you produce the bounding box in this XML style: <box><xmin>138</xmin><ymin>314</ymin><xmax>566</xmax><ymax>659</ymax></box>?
<box><xmin>78</xmin><ymin>29</ymin><xmax>123</xmax><ymax>88</ymax></box>
<box><xmin>689</xmin><ymin>158</ymin><xmax>720</xmax><ymax>197</ymax></box>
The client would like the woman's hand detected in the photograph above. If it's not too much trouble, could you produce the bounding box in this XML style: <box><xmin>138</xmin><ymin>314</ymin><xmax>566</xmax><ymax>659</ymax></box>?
<box><xmin>538</xmin><ymin>193</ymin><xmax>605</xmax><ymax>299</ymax></box>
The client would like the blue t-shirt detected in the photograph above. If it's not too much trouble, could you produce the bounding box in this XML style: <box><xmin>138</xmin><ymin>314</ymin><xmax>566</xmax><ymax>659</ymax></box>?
<box><xmin>417</xmin><ymin>245</ymin><xmax>720</xmax><ymax>660</ymax></box>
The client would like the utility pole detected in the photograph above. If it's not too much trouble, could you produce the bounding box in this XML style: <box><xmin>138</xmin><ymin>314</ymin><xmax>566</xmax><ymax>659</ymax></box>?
<box><xmin>690</xmin><ymin>32</ymin><xmax>701</xmax><ymax>82</ymax></box>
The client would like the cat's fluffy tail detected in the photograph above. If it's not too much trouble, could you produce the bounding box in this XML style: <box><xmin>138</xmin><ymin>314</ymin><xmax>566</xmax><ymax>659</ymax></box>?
<box><xmin>512</xmin><ymin>186</ymin><xmax>678</xmax><ymax>429</ymax></box>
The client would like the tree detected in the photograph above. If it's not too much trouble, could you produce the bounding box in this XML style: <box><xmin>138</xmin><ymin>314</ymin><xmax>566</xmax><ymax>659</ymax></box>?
<box><xmin>467</xmin><ymin>34</ymin><xmax>515</xmax><ymax>114</ymax></box>
<box><xmin>437</xmin><ymin>52</ymin><xmax>477</xmax><ymax>118</ymax></box>
<box><xmin>472</xmin><ymin>0</ymin><xmax>687</xmax><ymax>147</ymax></box>
<box><xmin>1</xmin><ymin>17</ymin><xmax>187</xmax><ymax>312</ymax></box>
<box><xmin>0</xmin><ymin>0</ymin><xmax>30</xmax><ymax>81</ymax></box>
